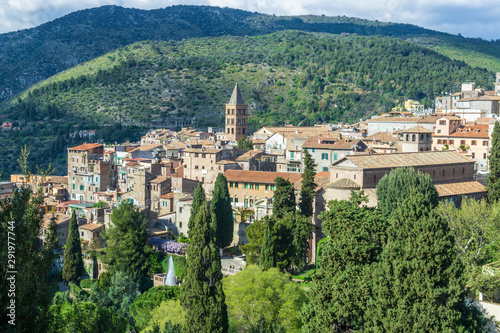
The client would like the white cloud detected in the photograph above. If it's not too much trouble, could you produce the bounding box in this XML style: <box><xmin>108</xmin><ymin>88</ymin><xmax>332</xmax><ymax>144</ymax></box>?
<box><xmin>0</xmin><ymin>0</ymin><xmax>498</xmax><ymax>40</ymax></box>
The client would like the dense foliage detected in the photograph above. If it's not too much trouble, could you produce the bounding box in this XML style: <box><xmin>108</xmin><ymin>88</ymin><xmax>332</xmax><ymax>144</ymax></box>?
<box><xmin>223</xmin><ymin>265</ymin><xmax>307</xmax><ymax>332</ymax></box>
<box><xmin>188</xmin><ymin>182</ymin><xmax>206</xmax><ymax>235</ymax></box>
<box><xmin>104</xmin><ymin>201</ymin><xmax>151</xmax><ymax>284</ymax></box>
<box><xmin>211</xmin><ymin>173</ymin><xmax>234</xmax><ymax>249</ymax></box>
<box><xmin>0</xmin><ymin>183</ymin><xmax>58</xmax><ymax>331</ymax></box>
<box><xmin>376</xmin><ymin>167</ymin><xmax>439</xmax><ymax>218</ymax></box>
<box><xmin>180</xmin><ymin>202</ymin><xmax>228</xmax><ymax>332</ymax></box>
<box><xmin>62</xmin><ymin>211</ymin><xmax>84</xmax><ymax>282</ymax></box>
<box><xmin>488</xmin><ymin>121</ymin><xmax>500</xmax><ymax>202</ymax></box>
<box><xmin>272</xmin><ymin>177</ymin><xmax>296</xmax><ymax>219</ymax></box>
<box><xmin>130</xmin><ymin>285</ymin><xmax>180</xmax><ymax>331</ymax></box>
<box><xmin>303</xmin><ymin>192</ymin><xmax>385</xmax><ymax>331</ymax></box>
<box><xmin>298</xmin><ymin>149</ymin><xmax>316</xmax><ymax>217</ymax></box>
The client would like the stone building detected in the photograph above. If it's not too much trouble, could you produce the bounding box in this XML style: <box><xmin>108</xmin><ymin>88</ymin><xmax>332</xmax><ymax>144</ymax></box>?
<box><xmin>366</xmin><ymin>116</ymin><xmax>437</xmax><ymax>136</ymax></box>
<box><xmin>225</xmin><ymin>83</ymin><xmax>248</xmax><ymax>142</ymax></box>
<box><xmin>397</xmin><ymin>126</ymin><xmax>433</xmax><ymax>152</ymax></box>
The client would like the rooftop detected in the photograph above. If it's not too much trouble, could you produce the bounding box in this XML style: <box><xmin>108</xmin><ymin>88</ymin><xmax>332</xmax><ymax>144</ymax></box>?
<box><xmin>228</xmin><ymin>83</ymin><xmax>245</xmax><ymax>105</ymax></box>
<box><xmin>224</xmin><ymin>170</ymin><xmax>303</xmax><ymax>184</ymax></box>
<box><xmin>79</xmin><ymin>223</ymin><xmax>104</xmax><ymax>231</ymax></box>
<box><xmin>434</xmin><ymin>181</ymin><xmax>486</xmax><ymax>197</ymax></box>
<box><xmin>399</xmin><ymin>125</ymin><xmax>434</xmax><ymax>134</ymax></box>
<box><xmin>334</xmin><ymin>151</ymin><xmax>474</xmax><ymax>169</ymax></box>
<box><xmin>68</xmin><ymin>143</ymin><xmax>103</xmax><ymax>152</ymax></box>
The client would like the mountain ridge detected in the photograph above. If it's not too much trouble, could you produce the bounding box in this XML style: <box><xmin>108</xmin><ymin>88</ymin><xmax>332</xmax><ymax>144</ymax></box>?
<box><xmin>1</xmin><ymin>5</ymin><xmax>499</xmax><ymax>102</ymax></box>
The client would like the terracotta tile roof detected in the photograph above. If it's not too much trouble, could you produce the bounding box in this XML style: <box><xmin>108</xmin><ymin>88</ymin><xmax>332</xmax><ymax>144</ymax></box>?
<box><xmin>433</xmin><ymin>124</ymin><xmax>489</xmax><ymax>138</ymax></box>
<box><xmin>363</xmin><ymin>132</ymin><xmax>397</xmax><ymax>143</ymax></box>
<box><xmin>328</xmin><ymin>178</ymin><xmax>361</xmax><ymax>189</ymax></box>
<box><xmin>160</xmin><ymin>193</ymin><xmax>175</xmax><ymax>199</ymax></box>
<box><xmin>68</xmin><ymin>143</ymin><xmax>103</xmax><ymax>151</ymax></box>
<box><xmin>236</xmin><ymin>151</ymin><xmax>263</xmax><ymax>162</ymax></box>
<box><xmin>79</xmin><ymin>223</ymin><xmax>104</xmax><ymax>231</ymax></box>
<box><xmin>259</xmin><ymin>125</ymin><xmax>332</xmax><ymax>135</ymax></box>
<box><xmin>150</xmin><ymin>176</ymin><xmax>169</xmax><ymax>184</ymax></box>
<box><xmin>42</xmin><ymin>213</ymin><xmax>71</xmax><ymax>228</ymax></box>
<box><xmin>434</xmin><ymin>181</ymin><xmax>486</xmax><ymax>197</ymax></box>
<box><xmin>437</xmin><ymin>115</ymin><xmax>462</xmax><ymax>121</ymax></box>
<box><xmin>400</xmin><ymin>126</ymin><xmax>434</xmax><ymax>134</ymax></box>
<box><xmin>458</xmin><ymin>96</ymin><xmax>500</xmax><ymax>102</ymax></box>
<box><xmin>336</xmin><ymin>151</ymin><xmax>473</xmax><ymax>169</ymax></box>
<box><xmin>224</xmin><ymin>170</ymin><xmax>303</xmax><ymax>184</ymax></box>
<box><xmin>252</xmin><ymin>139</ymin><xmax>266</xmax><ymax>144</ymax></box>
<box><xmin>46</xmin><ymin>176</ymin><xmax>68</xmax><ymax>184</ymax></box>
<box><xmin>130</xmin><ymin>144</ymin><xmax>163</xmax><ymax>152</ymax></box>
<box><xmin>216</xmin><ymin>159</ymin><xmax>239</xmax><ymax>165</ymax></box>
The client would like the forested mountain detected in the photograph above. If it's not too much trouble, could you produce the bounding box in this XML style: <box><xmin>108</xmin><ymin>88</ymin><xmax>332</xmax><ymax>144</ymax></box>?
<box><xmin>0</xmin><ymin>5</ymin><xmax>499</xmax><ymax>102</ymax></box>
<box><xmin>0</xmin><ymin>31</ymin><xmax>494</xmax><ymax>177</ymax></box>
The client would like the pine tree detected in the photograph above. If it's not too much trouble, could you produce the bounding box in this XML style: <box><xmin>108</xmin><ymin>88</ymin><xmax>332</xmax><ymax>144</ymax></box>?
<box><xmin>376</xmin><ymin>167</ymin><xmax>438</xmax><ymax>219</ymax></box>
<box><xmin>299</xmin><ymin>149</ymin><xmax>316</xmax><ymax>217</ymax></box>
<box><xmin>188</xmin><ymin>182</ymin><xmax>206</xmax><ymax>236</ymax></box>
<box><xmin>180</xmin><ymin>202</ymin><xmax>229</xmax><ymax>333</ymax></box>
<box><xmin>105</xmin><ymin>201</ymin><xmax>151</xmax><ymax>279</ymax></box>
<box><xmin>211</xmin><ymin>173</ymin><xmax>233</xmax><ymax>249</ymax></box>
<box><xmin>488</xmin><ymin>121</ymin><xmax>500</xmax><ymax>202</ymax></box>
<box><xmin>62</xmin><ymin>210</ymin><xmax>85</xmax><ymax>282</ymax></box>
<box><xmin>367</xmin><ymin>192</ymin><xmax>485</xmax><ymax>332</ymax></box>
<box><xmin>272</xmin><ymin>177</ymin><xmax>296</xmax><ymax>219</ymax></box>
<box><xmin>259</xmin><ymin>226</ymin><xmax>275</xmax><ymax>270</ymax></box>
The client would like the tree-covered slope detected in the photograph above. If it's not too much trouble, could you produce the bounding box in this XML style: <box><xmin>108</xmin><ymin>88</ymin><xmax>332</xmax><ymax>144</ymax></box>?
<box><xmin>0</xmin><ymin>5</ymin><xmax>499</xmax><ymax>102</ymax></box>
<box><xmin>0</xmin><ymin>31</ymin><xmax>494</xmax><ymax>177</ymax></box>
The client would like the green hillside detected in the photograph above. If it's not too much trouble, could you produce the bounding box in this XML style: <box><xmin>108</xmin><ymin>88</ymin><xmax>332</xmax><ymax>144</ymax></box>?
<box><xmin>0</xmin><ymin>31</ymin><xmax>494</xmax><ymax>177</ymax></box>
<box><xmin>0</xmin><ymin>5</ymin><xmax>499</xmax><ymax>103</ymax></box>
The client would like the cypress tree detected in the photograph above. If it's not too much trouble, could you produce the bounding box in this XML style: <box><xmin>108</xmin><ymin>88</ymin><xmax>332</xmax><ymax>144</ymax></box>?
<box><xmin>376</xmin><ymin>167</ymin><xmax>438</xmax><ymax>219</ymax></box>
<box><xmin>488</xmin><ymin>121</ymin><xmax>500</xmax><ymax>202</ymax></box>
<box><xmin>259</xmin><ymin>226</ymin><xmax>275</xmax><ymax>270</ymax></box>
<box><xmin>211</xmin><ymin>173</ymin><xmax>233</xmax><ymax>249</ymax></box>
<box><xmin>180</xmin><ymin>202</ymin><xmax>229</xmax><ymax>333</ymax></box>
<box><xmin>188</xmin><ymin>182</ymin><xmax>206</xmax><ymax>236</ymax></box>
<box><xmin>272</xmin><ymin>177</ymin><xmax>296</xmax><ymax>219</ymax></box>
<box><xmin>368</xmin><ymin>192</ymin><xmax>485</xmax><ymax>332</ymax></box>
<box><xmin>299</xmin><ymin>149</ymin><xmax>317</xmax><ymax>217</ymax></box>
<box><xmin>62</xmin><ymin>210</ymin><xmax>85</xmax><ymax>282</ymax></box>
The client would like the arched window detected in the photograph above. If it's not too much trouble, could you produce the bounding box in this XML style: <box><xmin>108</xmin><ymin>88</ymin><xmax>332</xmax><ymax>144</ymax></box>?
<box><xmin>412</xmin><ymin>134</ymin><xmax>416</xmax><ymax>142</ymax></box>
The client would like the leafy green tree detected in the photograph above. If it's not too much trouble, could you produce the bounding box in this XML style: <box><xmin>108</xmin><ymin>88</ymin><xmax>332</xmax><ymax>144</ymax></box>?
<box><xmin>302</xmin><ymin>192</ymin><xmax>385</xmax><ymax>332</ymax></box>
<box><xmin>223</xmin><ymin>265</ymin><xmax>306</xmax><ymax>332</ymax></box>
<box><xmin>259</xmin><ymin>226</ymin><xmax>276</xmax><ymax>270</ymax></box>
<box><xmin>211</xmin><ymin>173</ymin><xmax>233</xmax><ymax>249</ymax></box>
<box><xmin>105</xmin><ymin>201</ymin><xmax>151</xmax><ymax>281</ymax></box>
<box><xmin>131</xmin><ymin>285</ymin><xmax>180</xmax><ymax>330</ymax></box>
<box><xmin>298</xmin><ymin>149</ymin><xmax>316</xmax><ymax>217</ymax></box>
<box><xmin>368</xmin><ymin>192</ymin><xmax>485</xmax><ymax>332</ymax></box>
<box><xmin>0</xmin><ymin>181</ymin><xmax>57</xmax><ymax>331</ymax></box>
<box><xmin>240</xmin><ymin>216</ymin><xmax>273</xmax><ymax>264</ymax></box>
<box><xmin>188</xmin><ymin>182</ymin><xmax>206</xmax><ymax>235</ymax></box>
<box><xmin>272</xmin><ymin>177</ymin><xmax>296</xmax><ymax>219</ymax></box>
<box><xmin>143</xmin><ymin>299</ymin><xmax>185</xmax><ymax>333</ymax></box>
<box><xmin>376</xmin><ymin>167</ymin><xmax>438</xmax><ymax>219</ymax></box>
<box><xmin>62</xmin><ymin>210</ymin><xmax>85</xmax><ymax>282</ymax></box>
<box><xmin>488</xmin><ymin>121</ymin><xmax>500</xmax><ymax>202</ymax></box>
<box><xmin>48</xmin><ymin>301</ymin><xmax>127</xmax><ymax>333</ymax></box>
<box><xmin>180</xmin><ymin>202</ymin><xmax>228</xmax><ymax>333</ymax></box>
<box><xmin>438</xmin><ymin>197</ymin><xmax>500</xmax><ymax>279</ymax></box>
<box><xmin>237</xmin><ymin>137</ymin><xmax>254</xmax><ymax>152</ymax></box>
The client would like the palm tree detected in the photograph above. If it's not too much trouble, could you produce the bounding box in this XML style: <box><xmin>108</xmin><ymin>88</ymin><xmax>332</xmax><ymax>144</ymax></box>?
<box><xmin>234</xmin><ymin>207</ymin><xmax>254</xmax><ymax>223</ymax></box>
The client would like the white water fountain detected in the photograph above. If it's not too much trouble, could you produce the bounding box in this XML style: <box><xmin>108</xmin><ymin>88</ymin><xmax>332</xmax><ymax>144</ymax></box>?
<box><xmin>165</xmin><ymin>256</ymin><xmax>176</xmax><ymax>286</ymax></box>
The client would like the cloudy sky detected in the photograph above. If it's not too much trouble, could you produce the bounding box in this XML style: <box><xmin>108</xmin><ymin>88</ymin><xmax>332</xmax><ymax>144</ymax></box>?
<box><xmin>0</xmin><ymin>0</ymin><xmax>499</xmax><ymax>40</ymax></box>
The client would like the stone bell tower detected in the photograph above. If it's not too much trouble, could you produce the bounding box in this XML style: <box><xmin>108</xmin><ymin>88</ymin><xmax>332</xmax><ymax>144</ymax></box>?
<box><xmin>225</xmin><ymin>83</ymin><xmax>248</xmax><ymax>142</ymax></box>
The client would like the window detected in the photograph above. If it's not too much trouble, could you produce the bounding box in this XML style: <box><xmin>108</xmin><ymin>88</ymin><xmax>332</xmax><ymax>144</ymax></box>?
<box><xmin>271</xmin><ymin>185</ymin><xmax>275</xmax><ymax>191</ymax></box>
<box><xmin>463</xmin><ymin>167</ymin><xmax>465</xmax><ymax>174</ymax></box>
<box><xmin>453</xmin><ymin>168</ymin><xmax>455</xmax><ymax>176</ymax></box>
<box><xmin>484</xmin><ymin>153</ymin><xmax>487</xmax><ymax>159</ymax></box>
<box><xmin>81</xmin><ymin>232</ymin><xmax>84</xmax><ymax>237</ymax></box>
<box><xmin>244</xmin><ymin>199</ymin><xmax>248</xmax><ymax>207</ymax></box>
<box><xmin>483</xmin><ymin>141</ymin><xmax>489</xmax><ymax>146</ymax></box>
<box><xmin>80</xmin><ymin>185</ymin><xmax>84</xmax><ymax>191</ymax></box>
<box><xmin>230</xmin><ymin>198</ymin><xmax>233</xmax><ymax>203</ymax></box>
<box><xmin>443</xmin><ymin>170</ymin><xmax>445</xmax><ymax>176</ymax></box>
<box><xmin>354</xmin><ymin>175</ymin><xmax>356</xmax><ymax>180</ymax></box>
<box><xmin>235</xmin><ymin>183</ymin><xmax>239</xmax><ymax>188</ymax></box>
<box><xmin>336</xmin><ymin>173</ymin><xmax>339</xmax><ymax>178</ymax></box>
<box><xmin>321</xmin><ymin>153</ymin><xmax>329</xmax><ymax>160</ymax></box>
<box><xmin>249</xmin><ymin>183</ymin><xmax>254</xmax><ymax>189</ymax></box>
<box><xmin>179</xmin><ymin>207</ymin><xmax>183</xmax><ymax>213</ymax></box>
<box><xmin>265</xmin><ymin>185</ymin><xmax>269</xmax><ymax>191</ymax></box>
<box><xmin>230</xmin><ymin>182</ymin><xmax>233</xmax><ymax>188</ymax></box>
<box><xmin>374</xmin><ymin>175</ymin><xmax>376</xmax><ymax>182</ymax></box>
<box><xmin>334</xmin><ymin>153</ymin><xmax>338</xmax><ymax>160</ymax></box>
<box><xmin>439</xmin><ymin>120</ymin><xmax>446</xmax><ymax>125</ymax></box>
<box><xmin>235</xmin><ymin>198</ymin><xmax>239</xmax><ymax>203</ymax></box>
<box><xmin>437</xmin><ymin>129</ymin><xmax>441</xmax><ymax>134</ymax></box>
<box><xmin>433</xmin><ymin>170</ymin><xmax>436</xmax><ymax>177</ymax></box>
<box><xmin>449</xmin><ymin>140</ymin><xmax>454</xmax><ymax>145</ymax></box>
<box><xmin>244</xmin><ymin>183</ymin><xmax>249</xmax><ymax>189</ymax></box>
<box><xmin>323</xmin><ymin>167</ymin><xmax>328</xmax><ymax>171</ymax></box>
<box><xmin>290</xmin><ymin>151</ymin><xmax>295</xmax><ymax>159</ymax></box>
<box><xmin>460</xmin><ymin>140</ymin><xmax>466</xmax><ymax>145</ymax></box>
<box><xmin>255</xmin><ymin>184</ymin><xmax>259</xmax><ymax>190</ymax></box>
<box><xmin>437</xmin><ymin>139</ymin><xmax>442</xmax><ymax>144</ymax></box>
<box><xmin>180</xmin><ymin>222</ymin><xmax>182</xmax><ymax>228</ymax></box>
<box><xmin>195</xmin><ymin>166</ymin><xmax>199</xmax><ymax>170</ymax></box>
<box><xmin>471</xmin><ymin>140</ymin><xmax>477</xmax><ymax>146</ymax></box>
<box><xmin>312</xmin><ymin>149</ymin><xmax>315</xmax><ymax>152</ymax></box>
<box><xmin>73</xmin><ymin>184</ymin><xmax>75</xmax><ymax>189</ymax></box>
<box><xmin>472</xmin><ymin>152</ymin><xmax>475</xmax><ymax>158</ymax></box>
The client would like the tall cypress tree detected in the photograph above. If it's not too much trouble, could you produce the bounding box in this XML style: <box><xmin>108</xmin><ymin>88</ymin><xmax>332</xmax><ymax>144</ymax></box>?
<box><xmin>188</xmin><ymin>182</ymin><xmax>206</xmax><ymax>237</ymax></box>
<box><xmin>211</xmin><ymin>173</ymin><xmax>233</xmax><ymax>249</ymax></box>
<box><xmin>62</xmin><ymin>210</ymin><xmax>84</xmax><ymax>282</ymax></box>
<box><xmin>272</xmin><ymin>177</ymin><xmax>296</xmax><ymax>219</ymax></box>
<box><xmin>376</xmin><ymin>167</ymin><xmax>438</xmax><ymax>219</ymax></box>
<box><xmin>488</xmin><ymin>121</ymin><xmax>500</xmax><ymax>202</ymax></box>
<box><xmin>259</xmin><ymin>226</ymin><xmax>276</xmax><ymax>270</ymax></box>
<box><xmin>299</xmin><ymin>149</ymin><xmax>317</xmax><ymax>217</ymax></box>
<box><xmin>368</xmin><ymin>192</ymin><xmax>485</xmax><ymax>331</ymax></box>
<box><xmin>180</xmin><ymin>202</ymin><xmax>229</xmax><ymax>333</ymax></box>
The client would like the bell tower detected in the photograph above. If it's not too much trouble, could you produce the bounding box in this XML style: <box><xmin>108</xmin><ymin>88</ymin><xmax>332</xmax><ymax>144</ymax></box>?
<box><xmin>225</xmin><ymin>83</ymin><xmax>248</xmax><ymax>142</ymax></box>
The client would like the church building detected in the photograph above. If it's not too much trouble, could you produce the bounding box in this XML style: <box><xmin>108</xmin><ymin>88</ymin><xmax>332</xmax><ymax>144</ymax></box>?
<box><xmin>225</xmin><ymin>83</ymin><xmax>248</xmax><ymax>142</ymax></box>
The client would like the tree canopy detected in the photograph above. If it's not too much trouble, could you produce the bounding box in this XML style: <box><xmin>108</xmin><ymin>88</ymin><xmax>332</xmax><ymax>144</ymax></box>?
<box><xmin>488</xmin><ymin>121</ymin><xmax>500</xmax><ymax>202</ymax></box>
<box><xmin>272</xmin><ymin>177</ymin><xmax>296</xmax><ymax>219</ymax></box>
<box><xmin>211</xmin><ymin>173</ymin><xmax>234</xmax><ymax>249</ymax></box>
<box><xmin>298</xmin><ymin>149</ymin><xmax>316</xmax><ymax>217</ymax></box>
<box><xmin>62</xmin><ymin>210</ymin><xmax>85</xmax><ymax>282</ymax></box>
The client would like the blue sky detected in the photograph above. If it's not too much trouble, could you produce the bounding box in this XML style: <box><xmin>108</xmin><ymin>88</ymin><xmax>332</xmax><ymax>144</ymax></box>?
<box><xmin>0</xmin><ymin>0</ymin><xmax>498</xmax><ymax>40</ymax></box>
